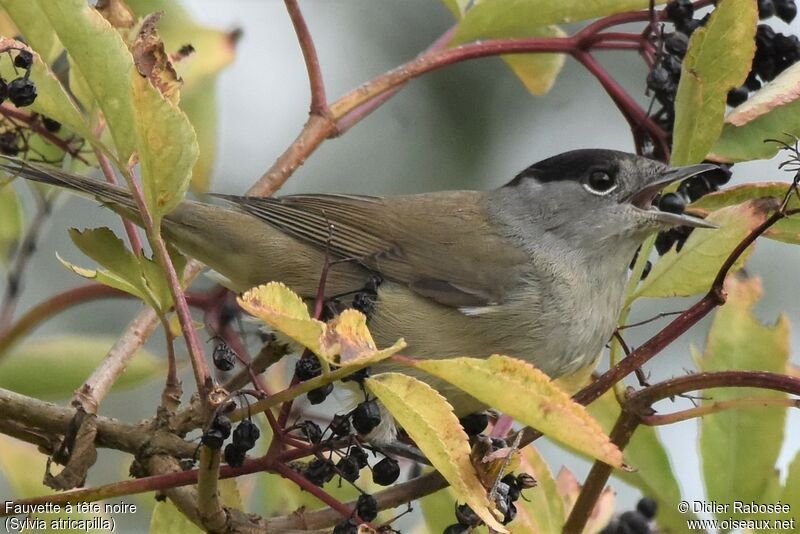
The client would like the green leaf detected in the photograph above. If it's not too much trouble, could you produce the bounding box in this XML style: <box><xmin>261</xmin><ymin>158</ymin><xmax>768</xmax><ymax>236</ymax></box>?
<box><xmin>0</xmin><ymin>335</ymin><xmax>163</xmax><ymax>398</ymax></box>
<box><xmin>413</xmin><ymin>355</ymin><xmax>624</xmax><ymax>467</ymax></box>
<box><xmin>420</xmin><ymin>486</ymin><xmax>459</xmax><ymax>533</ymax></box>
<box><xmin>61</xmin><ymin>227</ymin><xmax>176</xmax><ymax>312</ymax></box>
<box><xmin>631</xmin><ymin>200</ymin><xmax>774</xmax><ymax>300</ymax></box>
<box><xmin>0</xmin><ymin>183</ymin><xmax>22</xmax><ymax>266</ymax></box>
<box><xmin>588</xmin><ymin>390</ymin><xmax>696</xmax><ymax>532</ymax></box>
<box><xmin>515</xmin><ymin>445</ymin><xmax>566</xmax><ymax>533</ymax></box>
<box><xmin>452</xmin><ymin>0</ymin><xmax>667</xmax><ymax>44</ymax></box>
<box><xmin>366</xmin><ymin>373</ymin><xmax>506</xmax><ymax>532</ymax></box>
<box><xmin>0</xmin><ymin>0</ymin><xmax>60</xmax><ymax>62</ymax></box>
<box><xmin>712</xmin><ymin>63</ymin><xmax>800</xmax><ymax>162</ymax></box>
<box><xmin>671</xmin><ymin>0</ymin><xmax>757</xmax><ymax>165</ymax></box>
<box><xmin>696</xmin><ymin>275</ymin><xmax>790</xmax><ymax>522</ymax></box>
<box><xmin>691</xmin><ymin>183</ymin><xmax>800</xmax><ymax>244</ymax></box>
<box><xmin>0</xmin><ymin>435</ymin><xmax>110</xmax><ymax>532</ymax></box>
<box><xmin>450</xmin><ymin>22</ymin><xmax>566</xmax><ymax>96</ymax></box>
<box><xmin>131</xmin><ymin>72</ymin><xmax>198</xmax><ymax>221</ymax></box>
<box><xmin>35</xmin><ymin>0</ymin><xmax>137</xmax><ymax>159</ymax></box>
<box><xmin>440</xmin><ymin>0</ymin><xmax>469</xmax><ymax>18</ymax></box>
<box><xmin>126</xmin><ymin>0</ymin><xmax>237</xmax><ymax>192</ymax></box>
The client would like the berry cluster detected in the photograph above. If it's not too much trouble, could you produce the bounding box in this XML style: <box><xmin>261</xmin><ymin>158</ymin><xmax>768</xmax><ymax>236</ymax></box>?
<box><xmin>730</xmin><ymin>2</ymin><xmax>799</xmax><ymax>106</ymax></box>
<box><xmin>200</xmin><ymin>406</ymin><xmax>261</xmax><ymax>468</ymax></box>
<box><xmin>442</xmin><ymin>473</ymin><xmax>536</xmax><ymax>533</ymax></box>
<box><xmin>600</xmin><ymin>497</ymin><xmax>658</xmax><ymax>534</ymax></box>
<box><xmin>1</xmin><ymin>48</ymin><xmax>38</xmax><ymax>108</ymax></box>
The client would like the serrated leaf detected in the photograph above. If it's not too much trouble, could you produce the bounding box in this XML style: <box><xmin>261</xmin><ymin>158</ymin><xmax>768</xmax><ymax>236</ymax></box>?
<box><xmin>691</xmin><ymin>182</ymin><xmax>800</xmax><ymax>244</ymax></box>
<box><xmin>0</xmin><ymin>183</ymin><xmax>22</xmax><ymax>266</ymax></box>
<box><xmin>0</xmin><ymin>335</ymin><xmax>163</xmax><ymax>398</ymax></box>
<box><xmin>35</xmin><ymin>0</ymin><xmax>137</xmax><ymax>159</ymax></box>
<box><xmin>515</xmin><ymin>445</ymin><xmax>566</xmax><ymax>533</ymax></box>
<box><xmin>712</xmin><ymin>63</ymin><xmax>800</xmax><ymax>162</ymax></box>
<box><xmin>366</xmin><ymin>373</ymin><xmax>506</xmax><ymax>532</ymax></box>
<box><xmin>414</xmin><ymin>355</ymin><xmax>624</xmax><ymax>467</ymax></box>
<box><xmin>62</xmin><ymin>227</ymin><xmax>173</xmax><ymax>311</ymax></box>
<box><xmin>697</xmin><ymin>276</ymin><xmax>789</xmax><ymax>523</ymax></box>
<box><xmin>452</xmin><ymin>0</ymin><xmax>667</xmax><ymax>43</ymax></box>
<box><xmin>237</xmin><ymin>283</ymin><xmax>405</xmax><ymax>365</ymax></box>
<box><xmin>588</xmin><ymin>389</ymin><xmax>696</xmax><ymax>532</ymax></box>
<box><xmin>671</xmin><ymin>0</ymin><xmax>757</xmax><ymax>165</ymax></box>
<box><xmin>631</xmin><ymin>200</ymin><xmax>774</xmax><ymax>300</ymax></box>
<box><xmin>126</xmin><ymin>0</ymin><xmax>237</xmax><ymax>192</ymax></box>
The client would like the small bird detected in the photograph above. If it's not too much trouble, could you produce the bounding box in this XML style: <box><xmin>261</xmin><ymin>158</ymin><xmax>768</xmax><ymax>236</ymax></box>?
<box><xmin>1</xmin><ymin>150</ymin><xmax>716</xmax><ymax>425</ymax></box>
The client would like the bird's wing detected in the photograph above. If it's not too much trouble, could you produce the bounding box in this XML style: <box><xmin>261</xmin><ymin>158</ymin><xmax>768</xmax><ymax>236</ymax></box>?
<box><xmin>215</xmin><ymin>192</ymin><xmax>529</xmax><ymax>308</ymax></box>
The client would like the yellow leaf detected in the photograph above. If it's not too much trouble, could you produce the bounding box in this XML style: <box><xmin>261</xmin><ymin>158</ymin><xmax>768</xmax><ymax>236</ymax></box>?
<box><xmin>366</xmin><ymin>373</ymin><xmax>506</xmax><ymax>532</ymax></box>
<box><xmin>238</xmin><ymin>283</ymin><xmax>405</xmax><ymax>366</ymax></box>
<box><xmin>516</xmin><ymin>445</ymin><xmax>565</xmax><ymax>533</ymax></box>
<box><xmin>238</xmin><ymin>282</ymin><xmax>325</xmax><ymax>355</ymax></box>
<box><xmin>414</xmin><ymin>355</ymin><xmax>624</xmax><ymax>468</ymax></box>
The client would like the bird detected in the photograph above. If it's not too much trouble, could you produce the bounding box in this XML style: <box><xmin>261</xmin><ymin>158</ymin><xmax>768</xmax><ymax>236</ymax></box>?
<box><xmin>0</xmin><ymin>150</ymin><xmax>717</xmax><ymax>436</ymax></box>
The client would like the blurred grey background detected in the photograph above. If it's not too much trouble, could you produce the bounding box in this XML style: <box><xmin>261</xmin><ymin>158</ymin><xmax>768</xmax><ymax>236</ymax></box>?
<box><xmin>2</xmin><ymin>0</ymin><xmax>799</xmax><ymax>532</ymax></box>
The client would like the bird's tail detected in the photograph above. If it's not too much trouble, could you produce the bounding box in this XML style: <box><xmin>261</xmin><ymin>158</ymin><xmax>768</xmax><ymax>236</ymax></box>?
<box><xmin>0</xmin><ymin>156</ymin><xmax>138</xmax><ymax>214</ymax></box>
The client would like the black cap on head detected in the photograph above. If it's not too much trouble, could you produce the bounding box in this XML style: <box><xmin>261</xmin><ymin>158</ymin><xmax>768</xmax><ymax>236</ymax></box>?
<box><xmin>506</xmin><ymin>149</ymin><xmax>633</xmax><ymax>186</ymax></box>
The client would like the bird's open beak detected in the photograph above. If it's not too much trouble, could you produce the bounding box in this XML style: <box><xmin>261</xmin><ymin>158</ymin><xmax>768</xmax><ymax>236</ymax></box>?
<box><xmin>628</xmin><ymin>163</ymin><xmax>720</xmax><ymax>229</ymax></box>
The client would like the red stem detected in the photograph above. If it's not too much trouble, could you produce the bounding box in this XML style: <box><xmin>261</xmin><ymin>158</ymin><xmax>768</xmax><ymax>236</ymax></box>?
<box><xmin>284</xmin><ymin>0</ymin><xmax>329</xmax><ymax>116</ymax></box>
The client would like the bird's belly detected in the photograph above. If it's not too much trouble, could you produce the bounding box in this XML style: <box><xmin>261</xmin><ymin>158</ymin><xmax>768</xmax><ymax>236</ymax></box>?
<box><xmin>367</xmin><ymin>282</ymin><xmax>616</xmax><ymax>415</ymax></box>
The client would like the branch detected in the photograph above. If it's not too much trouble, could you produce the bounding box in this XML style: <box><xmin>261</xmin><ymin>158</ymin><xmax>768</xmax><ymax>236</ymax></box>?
<box><xmin>284</xmin><ymin>0</ymin><xmax>328</xmax><ymax>116</ymax></box>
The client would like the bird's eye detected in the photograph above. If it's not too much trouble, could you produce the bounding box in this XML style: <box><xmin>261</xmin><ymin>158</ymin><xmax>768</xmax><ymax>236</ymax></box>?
<box><xmin>584</xmin><ymin>170</ymin><xmax>617</xmax><ymax>195</ymax></box>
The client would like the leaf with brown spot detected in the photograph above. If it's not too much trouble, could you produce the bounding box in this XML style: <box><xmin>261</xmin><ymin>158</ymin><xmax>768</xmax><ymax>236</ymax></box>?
<box><xmin>132</xmin><ymin>12</ymin><xmax>182</xmax><ymax>104</ymax></box>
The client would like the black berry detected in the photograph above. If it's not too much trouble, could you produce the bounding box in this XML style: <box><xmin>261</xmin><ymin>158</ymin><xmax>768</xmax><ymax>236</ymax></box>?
<box><xmin>665</xmin><ymin>0</ymin><xmax>693</xmax><ymax>25</ymax></box>
<box><xmin>619</xmin><ymin>510</ymin><xmax>651</xmax><ymax>534</ymax></box>
<box><xmin>637</xmin><ymin>497</ymin><xmax>658</xmax><ymax>519</ymax></box>
<box><xmin>330</xmin><ymin>413</ymin><xmax>352</xmax><ymax>437</ymax></box>
<box><xmin>295</xmin><ymin>356</ymin><xmax>322</xmax><ymax>381</ymax></box>
<box><xmin>341</xmin><ymin>366</ymin><xmax>370</xmax><ymax>383</ymax></box>
<box><xmin>333</xmin><ymin>518</ymin><xmax>358</xmax><ymax>534</ymax></box>
<box><xmin>727</xmin><ymin>86</ymin><xmax>748</xmax><ymax>107</ymax></box>
<box><xmin>8</xmin><ymin>77</ymin><xmax>37</xmax><ymax>107</ymax></box>
<box><xmin>759</xmin><ymin>0</ymin><xmax>777</xmax><ymax>19</ymax></box>
<box><xmin>443</xmin><ymin>524</ymin><xmax>469</xmax><ymax>534</ymax></box>
<box><xmin>501</xmin><ymin>474</ymin><xmax>521</xmax><ymax>502</ymax></box>
<box><xmin>212</xmin><ymin>339</ymin><xmax>236</xmax><ymax>371</ymax></box>
<box><xmin>201</xmin><ymin>427</ymin><xmax>225</xmax><ymax>450</ymax></box>
<box><xmin>0</xmin><ymin>132</ymin><xmax>20</xmax><ymax>156</ymax></box>
<box><xmin>307</xmin><ymin>382</ymin><xmax>334</xmax><ymax>405</ymax></box>
<box><xmin>455</xmin><ymin>503</ymin><xmax>481</xmax><ymax>527</ymax></box>
<box><xmin>459</xmin><ymin>412</ymin><xmax>489</xmax><ymax>436</ymax></box>
<box><xmin>356</xmin><ymin>493</ymin><xmax>378</xmax><ymax>521</ymax></box>
<box><xmin>372</xmin><ymin>456</ymin><xmax>400</xmax><ymax>486</ymax></box>
<box><xmin>232</xmin><ymin>420</ymin><xmax>260</xmax><ymax>450</ymax></box>
<box><xmin>42</xmin><ymin>117</ymin><xmax>61</xmax><ymax>132</ymax></box>
<box><xmin>223</xmin><ymin>443</ymin><xmax>246</xmax><ymax>467</ymax></box>
<box><xmin>13</xmin><ymin>50</ymin><xmax>33</xmax><ymax>69</ymax></box>
<box><xmin>776</xmin><ymin>0</ymin><xmax>798</xmax><ymax>22</ymax></box>
<box><xmin>658</xmin><ymin>192</ymin><xmax>686</xmax><ymax>214</ymax></box>
<box><xmin>0</xmin><ymin>78</ymin><xmax>7</xmax><ymax>103</ymax></box>
<box><xmin>305</xmin><ymin>458</ymin><xmax>336</xmax><ymax>486</ymax></box>
<box><xmin>211</xmin><ymin>414</ymin><xmax>232</xmax><ymax>439</ymax></box>
<box><xmin>348</xmin><ymin>446</ymin><xmax>369</xmax><ymax>469</ymax></box>
<box><xmin>664</xmin><ymin>32</ymin><xmax>689</xmax><ymax>58</ymax></box>
<box><xmin>299</xmin><ymin>420</ymin><xmax>322</xmax><ymax>443</ymax></box>
<box><xmin>352</xmin><ymin>399</ymin><xmax>382</xmax><ymax>435</ymax></box>
<box><xmin>655</xmin><ymin>231</ymin><xmax>677</xmax><ymax>255</ymax></box>
<box><xmin>336</xmin><ymin>455</ymin><xmax>361</xmax><ymax>482</ymax></box>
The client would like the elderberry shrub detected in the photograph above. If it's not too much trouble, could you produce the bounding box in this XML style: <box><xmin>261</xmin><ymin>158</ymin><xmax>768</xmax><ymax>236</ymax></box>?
<box><xmin>8</xmin><ymin>78</ymin><xmax>37</xmax><ymax>107</ymax></box>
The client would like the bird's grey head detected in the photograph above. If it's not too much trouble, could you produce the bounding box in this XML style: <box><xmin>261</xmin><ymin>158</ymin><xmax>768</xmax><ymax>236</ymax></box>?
<box><xmin>492</xmin><ymin>149</ymin><xmax>718</xmax><ymax>253</ymax></box>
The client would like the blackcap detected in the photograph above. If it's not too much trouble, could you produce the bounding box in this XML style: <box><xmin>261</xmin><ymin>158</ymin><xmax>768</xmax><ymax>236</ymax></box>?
<box><xmin>1</xmin><ymin>150</ymin><xmax>717</xmax><ymax>436</ymax></box>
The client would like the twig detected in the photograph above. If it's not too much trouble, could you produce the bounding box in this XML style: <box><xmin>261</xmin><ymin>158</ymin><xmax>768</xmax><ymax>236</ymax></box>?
<box><xmin>0</xmin><ymin>192</ymin><xmax>52</xmax><ymax>332</ymax></box>
<box><xmin>196</xmin><ymin>447</ymin><xmax>227</xmax><ymax>532</ymax></box>
<box><xmin>284</xmin><ymin>0</ymin><xmax>328</xmax><ymax>116</ymax></box>
<box><xmin>639</xmin><ymin>395</ymin><xmax>800</xmax><ymax>425</ymax></box>
<box><xmin>0</xmin><ymin>105</ymin><xmax>88</xmax><ymax>163</ymax></box>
